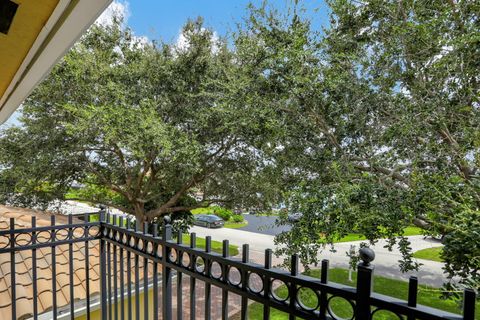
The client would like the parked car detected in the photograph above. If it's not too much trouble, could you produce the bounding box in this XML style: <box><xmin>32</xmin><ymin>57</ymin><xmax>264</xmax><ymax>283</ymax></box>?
<box><xmin>193</xmin><ymin>214</ymin><xmax>225</xmax><ymax>228</ymax></box>
<box><xmin>287</xmin><ymin>212</ymin><xmax>302</xmax><ymax>223</ymax></box>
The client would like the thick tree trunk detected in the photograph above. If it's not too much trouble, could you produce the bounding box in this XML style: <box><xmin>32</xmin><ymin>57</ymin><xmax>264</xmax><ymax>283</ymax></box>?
<box><xmin>133</xmin><ymin>202</ymin><xmax>146</xmax><ymax>230</ymax></box>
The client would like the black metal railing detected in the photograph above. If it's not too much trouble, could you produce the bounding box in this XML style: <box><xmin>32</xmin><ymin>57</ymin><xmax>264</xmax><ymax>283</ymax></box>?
<box><xmin>0</xmin><ymin>212</ymin><xmax>477</xmax><ymax>320</ymax></box>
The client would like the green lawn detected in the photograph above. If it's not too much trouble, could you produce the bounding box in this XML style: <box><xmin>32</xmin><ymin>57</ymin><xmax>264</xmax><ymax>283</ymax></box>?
<box><xmin>190</xmin><ymin>207</ymin><xmax>212</xmax><ymax>214</ymax></box>
<box><xmin>224</xmin><ymin>221</ymin><xmax>248</xmax><ymax>229</ymax></box>
<box><xmin>181</xmin><ymin>234</ymin><xmax>239</xmax><ymax>256</ymax></box>
<box><xmin>334</xmin><ymin>226</ymin><xmax>423</xmax><ymax>243</ymax></box>
<box><xmin>413</xmin><ymin>246</ymin><xmax>444</xmax><ymax>262</ymax></box>
<box><xmin>246</xmin><ymin>268</ymin><xmax>479</xmax><ymax>320</ymax></box>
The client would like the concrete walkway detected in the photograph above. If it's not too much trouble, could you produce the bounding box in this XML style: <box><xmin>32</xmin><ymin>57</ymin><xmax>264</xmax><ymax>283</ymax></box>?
<box><xmin>189</xmin><ymin>226</ymin><xmax>447</xmax><ymax>286</ymax></box>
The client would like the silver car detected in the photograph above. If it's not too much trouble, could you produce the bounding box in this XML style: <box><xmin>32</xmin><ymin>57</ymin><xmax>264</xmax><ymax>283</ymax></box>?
<box><xmin>193</xmin><ymin>214</ymin><xmax>225</xmax><ymax>228</ymax></box>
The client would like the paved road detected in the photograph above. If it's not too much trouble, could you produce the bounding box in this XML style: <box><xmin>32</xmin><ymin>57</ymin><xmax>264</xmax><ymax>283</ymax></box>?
<box><xmin>189</xmin><ymin>225</ymin><xmax>447</xmax><ymax>286</ymax></box>
<box><xmin>237</xmin><ymin>214</ymin><xmax>291</xmax><ymax>235</ymax></box>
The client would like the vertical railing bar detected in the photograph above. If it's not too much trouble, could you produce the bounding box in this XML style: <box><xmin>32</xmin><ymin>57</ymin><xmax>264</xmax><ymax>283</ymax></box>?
<box><xmin>263</xmin><ymin>249</ymin><xmax>272</xmax><ymax>320</ymax></box>
<box><xmin>119</xmin><ymin>217</ymin><xmax>125</xmax><ymax>320</ymax></box>
<box><xmin>289</xmin><ymin>254</ymin><xmax>299</xmax><ymax>320</ymax></box>
<box><xmin>127</xmin><ymin>231</ymin><xmax>132</xmax><ymax>320</ymax></box>
<box><xmin>126</xmin><ymin>217</ymin><xmax>132</xmax><ymax>320</ymax></box>
<box><xmin>221</xmin><ymin>240</ymin><xmax>230</xmax><ymax>320</ymax></box>
<box><xmin>32</xmin><ymin>217</ymin><xmax>38</xmax><ymax>320</ymax></box>
<box><xmin>51</xmin><ymin>215</ymin><xmax>58</xmax><ymax>320</ymax></box>
<box><xmin>177</xmin><ymin>230</ymin><xmax>183</xmax><ymax>320</ymax></box>
<box><xmin>407</xmin><ymin>276</ymin><xmax>418</xmax><ymax>320</ymax></box>
<box><xmin>85</xmin><ymin>213</ymin><xmax>91</xmax><ymax>320</ymax></box>
<box><xmin>204</xmin><ymin>236</ymin><xmax>212</xmax><ymax>320</ymax></box>
<box><xmin>68</xmin><ymin>215</ymin><xmax>75</xmax><ymax>320</ymax></box>
<box><xmin>100</xmin><ymin>212</ymin><xmax>108</xmax><ymax>320</ymax></box>
<box><xmin>9</xmin><ymin>218</ymin><xmax>16</xmax><ymax>320</ymax></box>
<box><xmin>107</xmin><ymin>238</ymin><xmax>112</xmax><ymax>320</ymax></box>
<box><xmin>135</xmin><ymin>218</ymin><xmax>140</xmax><ymax>320</ymax></box>
<box><xmin>162</xmin><ymin>217</ymin><xmax>173</xmax><ymax>320</ymax></box>
<box><xmin>463</xmin><ymin>288</ymin><xmax>476</xmax><ymax>320</ymax></box>
<box><xmin>143</xmin><ymin>222</ymin><xmax>149</xmax><ymax>320</ymax></box>
<box><xmin>190</xmin><ymin>233</ymin><xmax>197</xmax><ymax>320</ymax></box>
<box><xmin>241</xmin><ymin>244</ymin><xmax>249</xmax><ymax>320</ymax></box>
<box><xmin>153</xmin><ymin>223</ymin><xmax>159</xmax><ymax>320</ymax></box>
<box><xmin>319</xmin><ymin>259</ymin><xmax>329</xmax><ymax>320</ymax></box>
<box><xmin>113</xmin><ymin>216</ymin><xmax>118</xmax><ymax>320</ymax></box>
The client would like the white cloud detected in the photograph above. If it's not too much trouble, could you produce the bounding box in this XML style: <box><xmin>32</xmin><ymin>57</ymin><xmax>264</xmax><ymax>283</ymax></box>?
<box><xmin>95</xmin><ymin>0</ymin><xmax>130</xmax><ymax>26</ymax></box>
<box><xmin>175</xmin><ymin>31</ymin><xmax>190</xmax><ymax>51</ymax></box>
<box><xmin>174</xmin><ymin>28</ymin><xmax>220</xmax><ymax>54</ymax></box>
<box><xmin>94</xmin><ymin>1</ymin><xmax>151</xmax><ymax>49</ymax></box>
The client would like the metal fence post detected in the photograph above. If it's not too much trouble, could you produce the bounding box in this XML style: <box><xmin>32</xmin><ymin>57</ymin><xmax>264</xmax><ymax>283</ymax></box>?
<box><xmin>356</xmin><ymin>247</ymin><xmax>375</xmax><ymax>320</ymax></box>
<box><xmin>463</xmin><ymin>288</ymin><xmax>476</xmax><ymax>320</ymax></box>
<box><xmin>162</xmin><ymin>216</ymin><xmax>173</xmax><ymax>320</ymax></box>
<box><xmin>319</xmin><ymin>259</ymin><xmax>329</xmax><ymax>319</ymax></box>
<box><xmin>99</xmin><ymin>211</ymin><xmax>108</xmax><ymax>320</ymax></box>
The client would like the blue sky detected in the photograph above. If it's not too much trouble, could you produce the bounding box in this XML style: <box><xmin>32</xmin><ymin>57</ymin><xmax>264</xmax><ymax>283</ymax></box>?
<box><xmin>124</xmin><ymin>0</ymin><xmax>330</xmax><ymax>43</ymax></box>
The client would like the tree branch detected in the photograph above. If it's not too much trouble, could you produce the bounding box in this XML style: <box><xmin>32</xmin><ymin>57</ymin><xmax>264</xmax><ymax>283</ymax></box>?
<box><xmin>66</xmin><ymin>198</ymin><xmax>134</xmax><ymax>215</ymax></box>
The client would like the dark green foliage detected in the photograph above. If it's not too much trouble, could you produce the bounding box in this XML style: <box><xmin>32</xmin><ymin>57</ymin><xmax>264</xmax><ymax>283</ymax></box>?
<box><xmin>212</xmin><ymin>206</ymin><xmax>233</xmax><ymax>221</ymax></box>
<box><xmin>0</xmin><ymin>16</ymin><xmax>280</xmax><ymax>224</ymax></box>
<box><xmin>232</xmin><ymin>214</ymin><xmax>245</xmax><ymax>223</ymax></box>
<box><xmin>233</xmin><ymin>1</ymin><xmax>479</xmax><ymax>291</ymax></box>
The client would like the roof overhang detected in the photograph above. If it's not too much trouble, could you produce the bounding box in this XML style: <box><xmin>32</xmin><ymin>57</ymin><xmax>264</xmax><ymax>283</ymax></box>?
<box><xmin>0</xmin><ymin>0</ymin><xmax>112</xmax><ymax>125</ymax></box>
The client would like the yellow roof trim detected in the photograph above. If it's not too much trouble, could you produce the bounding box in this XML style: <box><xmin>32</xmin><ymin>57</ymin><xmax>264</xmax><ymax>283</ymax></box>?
<box><xmin>0</xmin><ymin>0</ymin><xmax>61</xmax><ymax>100</ymax></box>
<box><xmin>0</xmin><ymin>0</ymin><xmax>112</xmax><ymax>125</ymax></box>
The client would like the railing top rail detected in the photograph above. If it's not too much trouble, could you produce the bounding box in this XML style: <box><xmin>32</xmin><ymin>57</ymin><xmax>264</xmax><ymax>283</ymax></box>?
<box><xmin>0</xmin><ymin>220</ymin><xmax>101</xmax><ymax>236</ymax></box>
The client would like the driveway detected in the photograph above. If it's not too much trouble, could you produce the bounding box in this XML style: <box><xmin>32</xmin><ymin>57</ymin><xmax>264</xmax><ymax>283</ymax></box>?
<box><xmin>237</xmin><ymin>214</ymin><xmax>291</xmax><ymax>235</ymax></box>
<box><xmin>188</xmin><ymin>226</ymin><xmax>447</xmax><ymax>286</ymax></box>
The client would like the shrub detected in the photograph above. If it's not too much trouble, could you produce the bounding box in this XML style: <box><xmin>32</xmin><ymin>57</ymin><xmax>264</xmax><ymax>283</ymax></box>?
<box><xmin>232</xmin><ymin>214</ymin><xmax>244</xmax><ymax>223</ymax></box>
<box><xmin>213</xmin><ymin>206</ymin><xmax>233</xmax><ymax>221</ymax></box>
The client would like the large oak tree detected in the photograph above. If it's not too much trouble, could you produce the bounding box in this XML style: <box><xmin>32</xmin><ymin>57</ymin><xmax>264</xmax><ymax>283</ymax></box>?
<box><xmin>232</xmin><ymin>1</ymin><xmax>479</xmax><ymax>292</ymax></box>
<box><xmin>0</xmin><ymin>17</ymin><xmax>279</xmax><ymax>224</ymax></box>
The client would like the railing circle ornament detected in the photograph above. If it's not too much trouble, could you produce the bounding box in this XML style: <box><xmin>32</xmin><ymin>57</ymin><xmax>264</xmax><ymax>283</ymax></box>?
<box><xmin>247</xmin><ymin>272</ymin><xmax>263</xmax><ymax>294</ymax></box>
<box><xmin>327</xmin><ymin>295</ymin><xmax>355</xmax><ymax>320</ymax></box>
<box><xmin>195</xmin><ymin>256</ymin><xmax>206</xmax><ymax>273</ymax></box>
<box><xmin>55</xmin><ymin>229</ymin><xmax>69</xmax><ymax>241</ymax></box>
<box><xmin>270</xmin><ymin>279</ymin><xmax>289</xmax><ymax>302</ymax></box>
<box><xmin>181</xmin><ymin>252</ymin><xmax>190</xmax><ymax>267</ymax></box>
<box><xmin>296</xmin><ymin>286</ymin><xmax>319</xmax><ymax>311</ymax></box>
<box><xmin>227</xmin><ymin>266</ymin><xmax>242</xmax><ymax>286</ymax></box>
<box><xmin>169</xmin><ymin>249</ymin><xmax>177</xmax><ymax>262</ymax></box>
<box><xmin>146</xmin><ymin>241</ymin><xmax>153</xmax><ymax>254</ymax></box>
<box><xmin>371</xmin><ymin>307</ymin><xmax>404</xmax><ymax>320</ymax></box>
<box><xmin>137</xmin><ymin>239</ymin><xmax>144</xmax><ymax>251</ymax></box>
<box><xmin>129</xmin><ymin>236</ymin><xmax>136</xmax><ymax>248</ymax></box>
<box><xmin>0</xmin><ymin>235</ymin><xmax>9</xmax><ymax>248</ymax></box>
<box><xmin>36</xmin><ymin>231</ymin><xmax>51</xmax><ymax>244</ymax></box>
<box><xmin>72</xmin><ymin>227</ymin><xmax>84</xmax><ymax>239</ymax></box>
<box><xmin>210</xmin><ymin>261</ymin><xmax>222</xmax><ymax>279</ymax></box>
<box><xmin>14</xmin><ymin>233</ymin><xmax>32</xmax><ymax>246</ymax></box>
<box><xmin>88</xmin><ymin>226</ymin><xmax>100</xmax><ymax>237</ymax></box>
